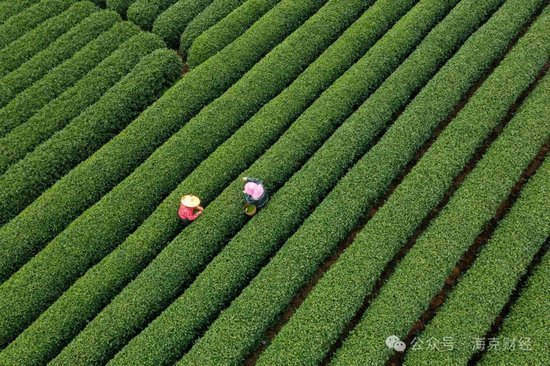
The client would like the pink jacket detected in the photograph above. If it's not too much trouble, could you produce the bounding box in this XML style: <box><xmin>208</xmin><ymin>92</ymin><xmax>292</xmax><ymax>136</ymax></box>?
<box><xmin>244</xmin><ymin>182</ymin><xmax>265</xmax><ymax>200</ymax></box>
<box><xmin>178</xmin><ymin>205</ymin><xmax>203</xmax><ymax>221</ymax></box>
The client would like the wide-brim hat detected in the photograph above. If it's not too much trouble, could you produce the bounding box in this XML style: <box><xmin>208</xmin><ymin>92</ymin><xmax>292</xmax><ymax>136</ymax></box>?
<box><xmin>181</xmin><ymin>195</ymin><xmax>201</xmax><ymax>208</ymax></box>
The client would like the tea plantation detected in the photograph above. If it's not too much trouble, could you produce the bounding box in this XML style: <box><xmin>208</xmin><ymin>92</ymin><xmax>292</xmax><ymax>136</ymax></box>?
<box><xmin>0</xmin><ymin>0</ymin><xmax>548</xmax><ymax>365</ymax></box>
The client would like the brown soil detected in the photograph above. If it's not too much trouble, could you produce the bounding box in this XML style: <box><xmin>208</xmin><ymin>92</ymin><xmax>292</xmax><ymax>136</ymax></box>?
<box><xmin>389</xmin><ymin>140</ymin><xmax>549</xmax><ymax>366</ymax></box>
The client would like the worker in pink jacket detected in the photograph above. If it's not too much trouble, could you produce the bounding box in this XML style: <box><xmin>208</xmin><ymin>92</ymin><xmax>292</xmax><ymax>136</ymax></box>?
<box><xmin>178</xmin><ymin>195</ymin><xmax>204</xmax><ymax>222</ymax></box>
<box><xmin>242</xmin><ymin>177</ymin><xmax>269</xmax><ymax>216</ymax></box>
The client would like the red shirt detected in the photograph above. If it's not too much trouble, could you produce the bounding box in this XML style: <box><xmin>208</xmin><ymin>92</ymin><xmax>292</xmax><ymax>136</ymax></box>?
<box><xmin>178</xmin><ymin>205</ymin><xmax>202</xmax><ymax>221</ymax></box>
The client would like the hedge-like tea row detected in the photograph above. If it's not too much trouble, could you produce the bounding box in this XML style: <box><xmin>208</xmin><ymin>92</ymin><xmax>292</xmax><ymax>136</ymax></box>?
<box><xmin>0</xmin><ymin>22</ymin><xmax>140</xmax><ymax>219</ymax></box>
<box><xmin>0</xmin><ymin>0</ymin><xmax>323</xmax><ymax>285</ymax></box>
<box><xmin>0</xmin><ymin>10</ymin><xmax>120</xmax><ymax>111</ymax></box>
<box><xmin>404</xmin><ymin>117</ymin><xmax>550</xmax><ymax>365</ymax></box>
<box><xmin>127</xmin><ymin>0</ymin><xmax>179</xmax><ymax>31</ymax></box>
<box><xmin>259</xmin><ymin>0</ymin><xmax>546</xmax><ymax>363</ymax></box>
<box><xmin>0</xmin><ymin>0</ymin><xmax>336</xmax><ymax>276</ymax></box>
<box><xmin>4</xmin><ymin>1</ymin><xmax>413</xmax><ymax>364</ymax></box>
<box><xmin>0</xmin><ymin>41</ymin><xmax>182</xmax><ymax>245</ymax></box>
<box><xmin>0</xmin><ymin>32</ymin><xmax>166</xmax><ymax>175</ymax></box>
<box><xmin>40</xmin><ymin>1</ymin><xmax>369</xmax><ymax>364</ymax></box>
<box><xmin>152</xmin><ymin>0</ymin><xmax>215</xmax><ymax>46</ymax></box>
<box><xmin>0</xmin><ymin>0</ymin><xmax>76</xmax><ymax>49</ymax></box>
<box><xmin>129</xmin><ymin>2</ymin><xmax>477</xmax><ymax>363</ymax></box>
<box><xmin>0</xmin><ymin>2</ymin><xmax>97</xmax><ymax>77</ymax></box>
<box><xmin>57</xmin><ymin>1</ymin><xmax>455</xmax><ymax>364</ymax></box>
<box><xmin>105</xmin><ymin>0</ymin><xmax>138</xmax><ymax>16</ymax></box>
<box><xmin>108</xmin><ymin>1</ymin><xmax>444</xmax><ymax>364</ymax></box>
<box><xmin>479</xmin><ymin>250</ymin><xmax>550</xmax><ymax>366</ymax></box>
<box><xmin>0</xmin><ymin>20</ymin><xmax>138</xmax><ymax>156</ymax></box>
<box><xmin>0</xmin><ymin>49</ymin><xmax>183</xmax><ymax>347</ymax></box>
<box><xmin>0</xmin><ymin>0</ymin><xmax>355</xmax><ymax>359</ymax></box>
<box><xmin>179</xmin><ymin>0</ymin><xmax>245</xmax><ymax>55</ymax></box>
<box><xmin>187</xmin><ymin>0</ymin><xmax>280</xmax><ymax>67</ymax></box>
<box><xmin>0</xmin><ymin>0</ymin><xmax>41</xmax><ymax>25</ymax></box>
<box><xmin>183</xmin><ymin>0</ymin><xmax>533</xmax><ymax>363</ymax></box>
<box><xmin>333</xmin><ymin>53</ymin><xmax>550</xmax><ymax>366</ymax></box>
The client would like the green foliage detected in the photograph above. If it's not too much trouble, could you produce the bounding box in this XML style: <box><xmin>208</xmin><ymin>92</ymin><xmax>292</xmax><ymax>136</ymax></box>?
<box><xmin>0</xmin><ymin>21</ymin><xmax>138</xmax><ymax>155</ymax></box>
<box><xmin>0</xmin><ymin>1</ymin><xmax>546</xmax><ymax>364</ymax></box>
<box><xmin>105</xmin><ymin>0</ymin><xmax>138</xmax><ymax>16</ymax></box>
<box><xmin>0</xmin><ymin>49</ymin><xmax>183</xmax><ymax>347</ymax></box>
<box><xmin>0</xmin><ymin>0</ymin><xmax>77</xmax><ymax>49</ymax></box>
<box><xmin>42</xmin><ymin>2</ymin><xmax>369</xmax><ymax>365</ymax></box>
<box><xmin>0</xmin><ymin>2</ymin><xmax>97</xmax><ymax>77</ymax></box>
<box><xmin>0</xmin><ymin>10</ymin><xmax>121</xmax><ymax>111</ymax></box>
<box><xmin>0</xmin><ymin>22</ymin><xmax>140</xmax><ymax>220</ymax></box>
<box><xmin>479</xmin><ymin>250</ymin><xmax>550</xmax><ymax>366</ymax></box>
<box><xmin>260</xmin><ymin>0</ymin><xmax>547</xmax><ymax>363</ymax></box>
<box><xmin>125</xmin><ymin>0</ymin><xmax>475</xmax><ymax>362</ymax></box>
<box><xmin>404</xmin><ymin>120</ymin><xmax>550</xmax><ymax>365</ymax></box>
<box><xmin>179</xmin><ymin>0</ymin><xmax>245</xmax><ymax>55</ymax></box>
<box><xmin>0</xmin><ymin>0</ymin><xmax>323</xmax><ymax>291</ymax></box>
<box><xmin>331</xmin><ymin>12</ymin><xmax>550</xmax><ymax>366</ymax></box>
<box><xmin>152</xmin><ymin>0</ymin><xmax>215</xmax><ymax>46</ymax></box>
<box><xmin>0</xmin><ymin>0</ymin><xmax>355</xmax><ymax>362</ymax></box>
<box><xmin>187</xmin><ymin>0</ymin><xmax>280</xmax><ymax>67</ymax></box>
<box><xmin>186</xmin><ymin>0</ymin><xmax>536</xmax><ymax>363</ymax></box>
<box><xmin>108</xmin><ymin>1</ymin><xmax>441</xmax><ymax>365</ymax></box>
<box><xmin>127</xmin><ymin>0</ymin><xmax>179</xmax><ymax>31</ymax></box>
<box><xmin>0</xmin><ymin>0</ymin><xmax>41</xmax><ymax>25</ymax></box>
<box><xmin>0</xmin><ymin>32</ymin><xmax>166</xmax><ymax>175</ymax></box>
<box><xmin>39</xmin><ymin>1</ymin><xmax>377</xmax><ymax>364</ymax></box>
<box><xmin>5</xmin><ymin>0</ymin><xmax>411</xmax><ymax>363</ymax></box>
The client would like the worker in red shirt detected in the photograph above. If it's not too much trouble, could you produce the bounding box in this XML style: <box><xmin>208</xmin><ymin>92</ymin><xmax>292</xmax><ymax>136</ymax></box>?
<box><xmin>178</xmin><ymin>195</ymin><xmax>204</xmax><ymax>222</ymax></box>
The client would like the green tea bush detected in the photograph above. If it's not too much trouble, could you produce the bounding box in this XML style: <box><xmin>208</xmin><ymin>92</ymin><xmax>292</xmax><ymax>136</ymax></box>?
<box><xmin>122</xmin><ymin>0</ymin><xmax>480</xmax><ymax>361</ymax></box>
<box><xmin>39</xmin><ymin>1</ymin><xmax>391</xmax><ymax>364</ymax></box>
<box><xmin>187</xmin><ymin>0</ymin><xmax>280</xmax><ymax>67</ymax></box>
<box><xmin>0</xmin><ymin>0</ymin><xmax>41</xmax><ymax>24</ymax></box>
<box><xmin>179</xmin><ymin>0</ymin><xmax>245</xmax><ymax>55</ymax></box>
<box><xmin>50</xmin><ymin>0</ymin><xmax>459</xmax><ymax>364</ymax></box>
<box><xmin>152</xmin><ymin>0</ymin><xmax>215</xmax><ymax>46</ymax></box>
<box><xmin>0</xmin><ymin>49</ymin><xmax>183</xmax><ymax>347</ymax></box>
<box><xmin>0</xmin><ymin>0</ymin><xmax>359</xmax><ymax>362</ymax></box>
<box><xmin>0</xmin><ymin>0</ymin><xmax>325</xmax><ymax>287</ymax></box>
<box><xmin>333</xmin><ymin>65</ymin><xmax>549</xmax><ymax>365</ymax></box>
<box><xmin>105</xmin><ymin>0</ymin><xmax>138</xmax><ymax>16</ymax></box>
<box><xmin>404</xmin><ymin>120</ymin><xmax>550</xmax><ymax>365</ymax></box>
<box><xmin>0</xmin><ymin>0</ymin><xmax>77</xmax><ymax>48</ymax></box>
<box><xmin>1</xmin><ymin>1</ymin><xmax>416</xmax><ymax>364</ymax></box>
<box><xmin>0</xmin><ymin>20</ymin><xmax>137</xmax><ymax>142</ymax></box>
<box><xmin>261</xmin><ymin>0</ymin><xmax>548</xmax><ymax>364</ymax></box>
<box><xmin>0</xmin><ymin>9</ymin><xmax>120</xmax><ymax>110</ymax></box>
<box><xmin>0</xmin><ymin>1</ymin><xmax>97</xmax><ymax>76</ymax></box>
<box><xmin>479</xmin><ymin>249</ymin><xmax>550</xmax><ymax>366</ymax></box>
<box><xmin>126</xmin><ymin>0</ymin><xmax>179</xmax><ymax>31</ymax></box>
<box><xmin>0</xmin><ymin>32</ymin><xmax>166</xmax><ymax>174</ymax></box>
<box><xmin>185</xmin><ymin>0</ymin><xmax>544</xmax><ymax>363</ymax></box>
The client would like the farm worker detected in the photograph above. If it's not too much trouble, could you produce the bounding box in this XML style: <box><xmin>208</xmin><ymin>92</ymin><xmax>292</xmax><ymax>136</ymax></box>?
<box><xmin>242</xmin><ymin>177</ymin><xmax>269</xmax><ymax>208</ymax></box>
<box><xmin>178</xmin><ymin>194</ymin><xmax>204</xmax><ymax>222</ymax></box>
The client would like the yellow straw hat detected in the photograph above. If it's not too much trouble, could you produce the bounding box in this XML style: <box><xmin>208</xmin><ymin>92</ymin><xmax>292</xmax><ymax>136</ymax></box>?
<box><xmin>181</xmin><ymin>195</ymin><xmax>201</xmax><ymax>208</ymax></box>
